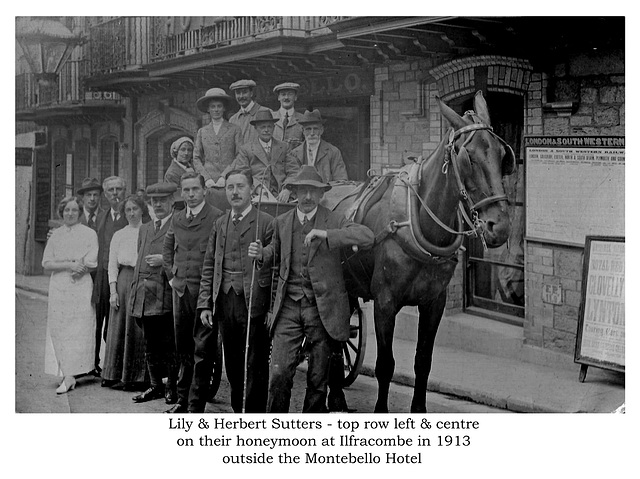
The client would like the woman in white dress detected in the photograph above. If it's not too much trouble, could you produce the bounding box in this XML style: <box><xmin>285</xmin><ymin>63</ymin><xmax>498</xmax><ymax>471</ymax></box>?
<box><xmin>101</xmin><ymin>195</ymin><xmax>149</xmax><ymax>390</ymax></box>
<box><xmin>42</xmin><ymin>196</ymin><xmax>98</xmax><ymax>394</ymax></box>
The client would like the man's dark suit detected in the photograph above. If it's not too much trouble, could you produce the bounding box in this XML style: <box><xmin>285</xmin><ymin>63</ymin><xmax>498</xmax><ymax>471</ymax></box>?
<box><xmin>195</xmin><ymin>207</ymin><xmax>273</xmax><ymax>413</ymax></box>
<box><xmin>128</xmin><ymin>217</ymin><xmax>177</xmax><ymax>395</ymax></box>
<box><xmin>162</xmin><ymin>202</ymin><xmax>222</xmax><ymax>409</ymax></box>
<box><xmin>92</xmin><ymin>209</ymin><xmax>128</xmax><ymax>371</ymax></box>
<box><xmin>260</xmin><ymin>205</ymin><xmax>374</xmax><ymax>412</ymax></box>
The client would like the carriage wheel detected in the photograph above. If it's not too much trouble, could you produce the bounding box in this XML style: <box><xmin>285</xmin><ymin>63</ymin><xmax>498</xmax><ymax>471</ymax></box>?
<box><xmin>342</xmin><ymin>305</ymin><xmax>367</xmax><ymax>387</ymax></box>
<box><xmin>207</xmin><ymin>330</ymin><xmax>224</xmax><ymax>401</ymax></box>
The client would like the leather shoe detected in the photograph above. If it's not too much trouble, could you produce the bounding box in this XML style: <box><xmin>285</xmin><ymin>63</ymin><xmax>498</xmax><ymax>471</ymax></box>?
<box><xmin>164</xmin><ymin>387</ymin><xmax>178</xmax><ymax>405</ymax></box>
<box><xmin>132</xmin><ymin>387</ymin><xmax>164</xmax><ymax>403</ymax></box>
<box><xmin>110</xmin><ymin>381</ymin><xmax>128</xmax><ymax>390</ymax></box>
<box><xmin>101</xmin><ymin>379</ymin><xmax>118</xmax><ymax>388</ymax></box>
<box><xmin>165</xmin><ymin>403</ymin><xmax>187</xmax><ymax>414</ymax></box>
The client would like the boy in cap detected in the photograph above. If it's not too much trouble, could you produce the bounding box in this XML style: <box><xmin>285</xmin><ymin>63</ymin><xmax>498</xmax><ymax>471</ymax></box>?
<box><xmin>129</xmin><ymin>182</ymin><xmax>179</xmax><ymax>405</ymax></box>
<box><xmin>77</xmin><ymin>177</ymin><xmax>104</xmax><ymax>230</ymax></box>
<box><xmin>248</xmin><ymin>166</ymin><xmax>374</xmax><ymax>413</ymax></box>
<box><xmin>272</xmin><ymin>82</ymin><xmax>305</xmax><ymax>151</ymax></box>
<box><xmin>228</xmin><ymin>79</ymin><xmax>267</xmax><ymax>146</ymax></box>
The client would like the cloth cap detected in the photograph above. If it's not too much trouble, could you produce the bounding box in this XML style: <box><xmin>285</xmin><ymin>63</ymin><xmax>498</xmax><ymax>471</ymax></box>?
<box><xmin>273</xmin><ymin>82</ymin><xmax>300</xmax><ymax>93</ymax></box>
<box><xmin>229</xmin><ymin>79</ymin><xmax>257</xmax><ymax>90</ymax></box>
<box><xmin>146</xmin><ymin>182</ymin><xmax>177</xmax><ymax>198</ymax></box>
<box><xmin>77</xmin><ymin>177</ymin><xmax>103</xmax><ymax>195</ymax></box>
<box><xmin>196</xmin><ymin>87</ymin><xmax>232</xmax><ymax>113</ymax></box>
<box><xmin>284</xmin><ymin>165</ymin><xmax>331</xmax><ymax>191</ymax></box>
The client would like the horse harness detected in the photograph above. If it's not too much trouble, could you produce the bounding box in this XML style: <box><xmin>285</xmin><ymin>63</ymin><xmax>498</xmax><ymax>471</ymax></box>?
<box><xmin>374</xmin><ymin>113</ymin><xmax>513</xmax><ymax>263</ymax></box>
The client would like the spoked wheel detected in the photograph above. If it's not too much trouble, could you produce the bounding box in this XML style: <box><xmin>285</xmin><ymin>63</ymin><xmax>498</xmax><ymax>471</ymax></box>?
<box><xmin>342</xmin><ymin>304</ymin><xmax>367</xmax><ymax>387</ymax></box>
<box><xmin>207</xmin><ymin>330</ymin><xmax>224</xmax><ymax>401</ymax></box>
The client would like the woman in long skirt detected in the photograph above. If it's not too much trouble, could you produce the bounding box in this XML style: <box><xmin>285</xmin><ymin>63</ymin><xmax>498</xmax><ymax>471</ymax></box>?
<box><xmin>42</xmin><ymin>196</ymin><xmax>98</xmax><ymax>394</ymax></box>
<box><xmin>101</xmin><ymin>195</ymin><xmax>148</xmax><ymax>390</ymax></box>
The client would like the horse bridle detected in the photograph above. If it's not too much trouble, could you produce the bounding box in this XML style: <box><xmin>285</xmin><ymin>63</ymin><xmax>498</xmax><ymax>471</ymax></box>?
<box><xmin>396</xmin><ymin>113</ymin><xmax>511</xmax><ymax>253</ymax></box>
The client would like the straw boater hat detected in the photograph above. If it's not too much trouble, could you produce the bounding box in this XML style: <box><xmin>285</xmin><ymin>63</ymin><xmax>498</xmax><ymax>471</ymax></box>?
<box><xmin>196</xmin><ymin>88</ymin><xmax>232</xmax><ymax>113</ymax></box>
<box><xmin>146</xmin><ymin>182</ymin><xmax>177</xmax><ymax>198</ymax></box>
<box><xmin>77</xmin><ymin>177</ymin><xmax>103</xmax><ymax>195</ymax></box>
<box><xmin>284</xmin><ymin>165</ymin><xmax>332</xmax><ymax>191</ymax></box>
<box><xmin>297</xmin><ymin>109</ymin><xmax>325</xmax><ymax>126</ymax></box>
<box><xmin>229</xmin><ymin>79</ymin><xmax>257</xmax><ymax>91</ymax></box>
<box><xmin>249</xmin><ymin>109</ymin><xmax>278</xmax><ymax>125</ymax></box>
<box><xmin>273</xmin><ymin>82</ymin><xmax>300</xmax><ymax>93</ymax></box>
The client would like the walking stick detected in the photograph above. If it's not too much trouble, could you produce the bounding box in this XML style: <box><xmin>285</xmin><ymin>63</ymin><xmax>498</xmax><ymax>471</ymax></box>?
<box><xmin>242</xmin><ymin>165</ymin><xmax>274</xmax><ymax>413</ymax></box>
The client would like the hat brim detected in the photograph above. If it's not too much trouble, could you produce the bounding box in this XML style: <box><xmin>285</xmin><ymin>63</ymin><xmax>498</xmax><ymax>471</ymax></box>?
<box><xmin>77</xmin><ymin>185</ymin><xmax>103</xmax><ymax>195</ymax></box>
<box><xmin>196</xmin><ymin>95</ymin><xmax>231</xmax><ymax>113</ymax></box>
<box><xmin>250</xmin><ymin>118</ymin><xmax>279</xmax><ymax>125</ymax></box>
<box><xmin>298</xmin><ymin>119</ymin><xmax>326</xmax><ymax>126</ymax></box>
<box><xmin>285</xmin><ymin>180</ymin><xmax>331</xmax><ymax>191</ymax></box>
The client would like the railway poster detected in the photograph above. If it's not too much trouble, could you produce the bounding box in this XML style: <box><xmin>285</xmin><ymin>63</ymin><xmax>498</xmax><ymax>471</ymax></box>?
<box><xmin>524</xmin><ymin>136</ymin><xmax>624</xmax><ymax>246</ymax></box>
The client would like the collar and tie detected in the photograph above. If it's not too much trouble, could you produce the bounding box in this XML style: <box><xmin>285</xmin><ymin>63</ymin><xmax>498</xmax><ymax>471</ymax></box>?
<box><xmin>301</xmin><ymin>215</ymin><xmax>308</xmax><ymax>226</ymax></box>
<box><xmin>88</xmin><ymin>213</ymin><xmax>96</xmax><ymax>229</ymax></box>
<box><xmin>232</xmin><ymin>213</ymin><xmax>242</xmax><ymax>226</ymax></box>
<box><xmin>187</xmin><ymin>212</ymin><xmax>195</xmax><ymax>222</ymax></box>
<box><xmin>282</xmin><ymin>112</ymin><xmax>289</xmax><ymax>130</ymax></box>
<box><xmin>112</xmin><ymin>211</ymin><xmax>120</xmax><ymax>222</ymax></box>
<box><xmin>154</xmin><ymin>219</ymin><xmax>162</xmax><ymax>234</ymax></box>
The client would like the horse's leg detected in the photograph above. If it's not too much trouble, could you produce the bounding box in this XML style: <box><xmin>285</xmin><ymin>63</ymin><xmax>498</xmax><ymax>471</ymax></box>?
<box><xmin>411</xmin><ymin>291</ymin><xmax>446</xmax><ymax>413</ymax></box>
<box><xmin>373</xmin><ymin>294</ymin><xmax>400</xmax><ymax>413</ymax></box>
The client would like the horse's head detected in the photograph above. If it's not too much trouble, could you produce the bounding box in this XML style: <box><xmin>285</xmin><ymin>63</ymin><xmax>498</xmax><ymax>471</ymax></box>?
<box><xmin>438</xmin><ymin>91</ymin><xmax>514</xmax><ymax>248</ymax></box>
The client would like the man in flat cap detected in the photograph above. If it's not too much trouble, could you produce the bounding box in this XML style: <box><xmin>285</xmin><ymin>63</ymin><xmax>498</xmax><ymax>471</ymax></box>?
<box><xmin>286</xmin><ymin>109</ymin><xmax>349</xmax><ymax>184</ymax></box>
<box><xmin>231</xmin><ymin>109</ymin><xmax>300</xmax><ymax>202</ymax></box>
<box><xmin>272</xmin><ymin>82</ymin><xmax>305</xmax><ymax>152</ymax></box>
<box><xmin>248</xmin><ymin>166</ymin><xmax>374</xmax><ymax>413</ymax></box>
<box><xmin>229</xmin><ymin>79</ymin><xmax>267</xmax><ymax>146</ymax></box>
<box><xmin>128</xmin><ymin>182</ymin><xmax>179</xmax><ymax>405</ymax></box>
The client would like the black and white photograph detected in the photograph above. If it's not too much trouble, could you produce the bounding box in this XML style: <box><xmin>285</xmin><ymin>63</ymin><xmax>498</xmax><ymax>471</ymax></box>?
<box><xmin>9</xmin><ymin>7</ymin><xmax>633</xmax><ymax>477</ymax></box>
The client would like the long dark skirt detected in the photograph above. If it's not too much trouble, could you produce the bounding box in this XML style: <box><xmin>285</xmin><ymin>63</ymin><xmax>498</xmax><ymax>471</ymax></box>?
<box><xmin>102</xmin><ymin>266</ymin><xmax>146</xmax><ymax>383</ymax></box>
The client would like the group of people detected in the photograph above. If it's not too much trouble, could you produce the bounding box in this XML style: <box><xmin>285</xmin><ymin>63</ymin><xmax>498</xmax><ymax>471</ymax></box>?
<box><xmin>42</xmin><ymin>79</ymin><xmax>374</xmax><ymax>413</ymax></box>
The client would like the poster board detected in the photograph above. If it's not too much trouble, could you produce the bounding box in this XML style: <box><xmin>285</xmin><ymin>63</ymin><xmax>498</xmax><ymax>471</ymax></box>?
<box><xmin>574</xmin><ymin>236</ymin><xmax>625</xmax><ymax>378</ymax></box>
<box><xmin>524</xmin><ymin>136</ymin><xmax>624</xmax><ymax>246</ymax></box>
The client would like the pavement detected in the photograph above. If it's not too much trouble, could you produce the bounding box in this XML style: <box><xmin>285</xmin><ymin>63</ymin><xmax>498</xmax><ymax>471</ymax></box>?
<box><xmin>15</xmin><ymin>273</ymin><xmax>625</xmax><ymax>414</ymax></box>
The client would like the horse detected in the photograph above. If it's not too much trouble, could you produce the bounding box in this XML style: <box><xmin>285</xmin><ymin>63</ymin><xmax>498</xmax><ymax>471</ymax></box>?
<box><xmin>327</xmin><ymin>91</ymin><xmax>515</xmax><ymax>413</ymax></box>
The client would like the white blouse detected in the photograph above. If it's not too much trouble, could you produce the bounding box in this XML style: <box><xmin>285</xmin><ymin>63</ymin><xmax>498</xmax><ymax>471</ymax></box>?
<box><xmin>42</xmin><ymin>223</ymin><xmax>98</xmax><ymax>269</ymax></box>
<box><xmin>108</xmin><ymin>224</ymin><xmax>141</xmax><ymax>283</ymax></box>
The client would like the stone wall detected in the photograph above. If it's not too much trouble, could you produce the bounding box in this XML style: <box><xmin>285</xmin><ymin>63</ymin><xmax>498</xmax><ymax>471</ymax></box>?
<box><xmin>523</xmin><ymin>48</ymin><xmax>624</xmax><ymax>354</ymax></box>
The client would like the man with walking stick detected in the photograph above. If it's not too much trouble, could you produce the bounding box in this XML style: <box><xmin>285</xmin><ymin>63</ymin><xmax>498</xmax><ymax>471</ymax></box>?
<box><xmin>195</xmin><ymin>169</ymin><xmax>274</xmax><ymax>413</ymax></box>
<box><xmin>248</xmin><ymin>166</ymin><xmax>374</xmax><ymax>413</ymax></box>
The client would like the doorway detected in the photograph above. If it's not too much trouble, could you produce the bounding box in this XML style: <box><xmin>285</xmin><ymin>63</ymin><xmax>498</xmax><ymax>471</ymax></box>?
<box><xmin>450</xmin><ymin>92</ymin><xmax>525</xmax><ymax>323</ymax></box>
<box><xmin>305</xmin><ymin>96</ymin><xmax>370</xmax><ymax>181</ymax></box>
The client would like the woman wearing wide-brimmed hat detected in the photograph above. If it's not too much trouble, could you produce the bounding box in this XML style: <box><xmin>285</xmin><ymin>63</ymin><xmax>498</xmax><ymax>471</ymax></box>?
<box><xmin>193</xmin><ymin>87</ymin><xmax>243</xmax><ymax>189</ymax></box>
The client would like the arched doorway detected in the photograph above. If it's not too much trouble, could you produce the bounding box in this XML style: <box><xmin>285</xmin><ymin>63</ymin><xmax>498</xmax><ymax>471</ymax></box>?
<box><xmin>448</xmin><ymin>91</ymin><xmax>525</xmax><ymax>323</ymax></box>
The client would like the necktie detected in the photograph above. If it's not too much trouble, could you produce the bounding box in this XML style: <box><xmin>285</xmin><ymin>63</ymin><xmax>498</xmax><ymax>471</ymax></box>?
<box><xmin>302</xmin><ymin>215</ymin><xmax>308</xmax><ymax>226</ymax></box>
<box><xmin>282</xmin><ymin>113</ymin><xmax>289</xmax><ymax>130</ymax></box>
<box><xmin>154</xmin><ymin>220</ymin><xmax>162</xmax><ymax>234</ymax></box>
<box><xmin>114</xmin><ymin>212</ymin><xmax>120</xmax><ymax>222</ymax></box>
<box><xmin>233</xmin><ymin>213</ymin><xmax>242</xmax><ymax>226</ymax></box>
<box><xmin>88</xmin><ymin>214</ymin><xmax>95</xmax><ymax>229</ymax></box>
<box><xmin>308</xmin><ymin>149</ymin><xmax>315</xmax><ymax>165</ymax></box>
<box><xmin>264</xmin><ymin>143</ymin><xmax>271</xmax><ymax>155</ymax></box>
<box><xmin>187</xmin><ymin>212</ymin><xmax>195</xmax><ymax>222</ymax></box>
